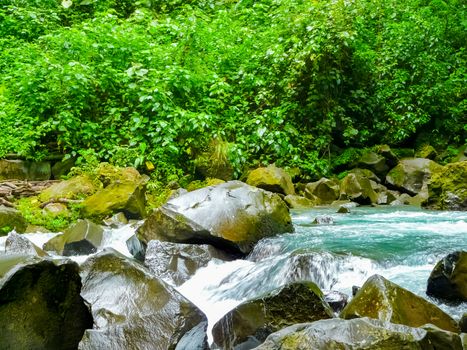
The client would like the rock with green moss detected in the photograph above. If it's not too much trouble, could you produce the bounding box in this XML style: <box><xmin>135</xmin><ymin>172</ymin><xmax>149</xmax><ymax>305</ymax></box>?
<box><xmin>460</xmin><ymin>313</ymin><xmax>467</xmax><ymax>333</ymax></box>
<box><xmin>284</xmin><ymin>194</ymin><xmax>317</xmax><ymax>209</ymax></box>
<box><xmin>0</xmin><ymin>206</ymin><xmax>27</xmax><ymax>235</ymax></box>
<box><xmin>386</xmin><ymin>158</ymin><xmax>443</xmax><ymax>195</ymax></box>
<box><xmin>304</xmin><ymin>178</ymin><xmax>340</xmax><ymax>204</ymax></box>
<box><xmin>427</xmin><ymin>251</ymin><xmax>467</xmax><ymax>302</ymax></box>
<box><xmin>340</xmin><ymin>274</ymin><xmax>460</xmax><ymax>333</ymax></box>
<box><xmin>137</xmin><ymin>181</ymin><xmax>293</xmax><ymax>254</ymax></box>
<box><xmin>4</xmin><ymin>231</ymin><xmax>48</xmax><ymax>256</ymax></box>
<box><xmin>78</xmin><ymin>249</ymin><xmax>206</xmax><ymax>350</ymax></box>
<box><xmin>82</xmin><ymin>179</ymin><xmax>147</xmax><ymax>219</ymax></box>
<box><xmin>348</xmin><ymin>168</ymin><xmax>381</xmax><ymax>183</ymax></box>
<box><xmin>39</xmin><ymin>175</ymin><xmax>98</xmax><ymax>202</ymax></box>
<box><xmin>422</xmin><ymin>161</ymin><xmax>467</xmax><ymax>210</ymax></box>
<box><xmin>96</xmin><ymin>163</ymin><xmax>143</xmax><ymax>186</ymax></box>
<box><xmin>339</xmin><ymin>173</ymin><xmax>378</xmax><ymax>204</ymax></box>
<box><xmin>0</xmin><ymin>159</ymin><xmax>51</xmax><ymax>180</ymax></box>
<box><xmin>356</xmin><ymin>151</ymin><xmax>390</xmax><ymax>177</ymax></box>
<box><xmin>43</xmin><ymin>219</ymin><xmax>104</xmax><ymax>256</ymax></box>
<box><xmin>246</xmin><ymin>165</ymin><xmax>295</xmax><ymax>196</ymax></box>
<box><xmin>0</xmin><ymin>255</ymin><xmax>93</xmax><ymax>350</ymax></box>
<box><xmin>254</xmin><ymin>317</ymin><xmax>462</xmax><ymax>350</ymax></box>
<box><xmin>415</xmin><ymin>145</ymin><xmax>438</xmax><ymax>159</ymax></box>
<box><xmin>212</xmin><ymin>281</ymin><xmax>333</xmax><ymax>349</ymax></box>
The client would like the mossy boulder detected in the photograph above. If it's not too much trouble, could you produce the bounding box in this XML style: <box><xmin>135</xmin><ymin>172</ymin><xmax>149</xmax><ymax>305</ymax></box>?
<box><xmin>4</xmin><ymin>231</ymin><xmax>47</xmax><ymax>256</ymax></box>
<box><xmin>212</xmin><ymin>281</ymin><xmax>333</xmax><ymax>349</ymax></box>
<box><xmin>348</xmin><ymin>168</ymin><xmax>381</xmax><ymax>183</ymax></box>
<box><xmin>422</xmin><ymin>161</ymin><xmax>467</xmax><ymax>210</ymax></box>
<box><xmin>255</xmin><ymin>317</ymin><xmax>462</xmax><ymax>350</ymax></box>
<box><xmin>96</xmin><ymin>163</ymin><xmax>142</xmax><ymax>186</ymax></box>
<box><xmin>427</xmin><ymin>251</ymin><xmax>467</xmax><ymax>302</ymax></box>
<box><xmin>79</xmin><ymin>249</ymin><xmax>206</xmax><ymax>350</ymax></box>
<box><xmin>0</xmin><ymin>206</ymin><xmax>27</xmax><ymax>235</ymax></box>
<box><xmin>339</xmin><ymin>173</ymin><xmax>378</xmax><ymax>204</ymax></box>
<box><xmin>0</xmin><ymin>255</ymin><xmax>93</xmax><ymax>350</ymax></box>
<box><xmin>284</xmin><ymin>194</ymin><xmax>317</xmax><ymax>209</ymax></box>
<box><xmin>356</xmin><ymin>151</ymin><xmax>389</xmax><ymax>177</ymax></box>
<box><xmin>246</xmin><ymin>165</ymin><xmax>295</xmax><ymax>196</ymax></box>
<box><xmin>43</xmin><ymin>219</ymin><xmax>104</xmax><ymax>256</ymax></box>
<box><xmin>144</xmin><ymin>240</ymin><xmax>232</xmax><ymax>286</ymax></box>
<box><xmin>39</xmin><ymin>175</ymin><xmax>97</xmax><ymax>202</ymax></box>
<box><xmin>415</xmin><ymin>144</ymin><xmax>438</xmax><ymax>159</ymax></box>
<box><xmin>82</xmin><ymin>178</ymin><xmax>147</xmax><ymax>219</ymax></box>
<box><xmin>304</xmin><ymin>178</ymin><xmax>340</xmax><ymax>204</ymax></box>
<box><xmin>386</xmin><ymin>158</ymin><xmax>443</xmax><ymax>195</ymax></box>
<box><xmin>137</xmin><ymin>181</ymin><xmax>293</xmax><ymax>254</ymax></box>
<box><xmin>340</xmin><ymin>274</ymin><xmax>460</xmax><ymax>333</ymax></box>
<box><xmin>0</xmin><ymin>159</ymin><xmax>51</xmax><ymax>180</ymax></box>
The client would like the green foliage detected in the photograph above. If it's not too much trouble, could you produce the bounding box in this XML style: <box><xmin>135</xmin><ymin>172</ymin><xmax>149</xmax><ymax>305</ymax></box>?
<box><xmin>0</xmin><ymin>0</ymin><xmax>465</xmax><ymax>182</ymax></box>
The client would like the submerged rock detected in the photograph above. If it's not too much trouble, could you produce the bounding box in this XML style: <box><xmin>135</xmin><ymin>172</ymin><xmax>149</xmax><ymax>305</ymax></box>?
<box><xmin>212</xmin><ymin>281</ymin><xmax>333</xmax><ymax>349</ymax></box>
<box><xmin>0</xmin><ymin>206</ymin><xmax>27</xmax><ymax>235</ymax></box>
<box><xmin>144</xmin><ymin>240</ymin><xmax>231</xmax><ymax>286</ymax></box>
<box><xmin>254</xmin><ymin>317</ymin><xmax>462</xmax><ymax>350</ymax></box>
<box><xmin>422</xmin><ymin>161</ymin><xmax>467</xmax><ymax>210</ymax></box>
<box><xmin>43</xmin><ymin>219</ymin><xmax>104</xmax><ymax>256</ymax></box>
<box><xmin>137</xmin><ymin>181</ymin><xmax>293</xmax><ymax>254</ymax></box>
<box><xmin>427</xmin><ymin>250</ymin><xmax>467</xmax><ymax>302</ymax></box>
<box><xmin>246</xmin><ymin>165</ymin><xmax>295</xmax><ymax>196</ymax></box>
<box><xmin>0</xmin><ymin>255</ymin><xmax>93</xmax><ymax>350</ymax></box>
<box><xmin>340</xmin><ymin>274</ymin><xmax>460</xmax><ymax>333</ymax></box>
<box><xmin>79</xmin><ymin>249</ymin><xmax>206</xmax><ymax>350</ymax></box>
<box><xmin>4</xmin><ymin>231</ymin><xmax>47</xmax><ymax>256</ymax></box>
<box><xmin>312</xmin><ymin>215</ymin><xmax>334</xmax><ymax>225</ymax></box>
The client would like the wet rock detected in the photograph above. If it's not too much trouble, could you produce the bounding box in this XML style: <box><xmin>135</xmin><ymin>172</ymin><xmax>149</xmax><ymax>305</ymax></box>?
<box><xmin>377</xmin><ymin>190</ymin><xmax>398</xmax><ymax>205</ymax></box>
<box><xmin>4</xmin><ymin>231</ymin><xmax>47</xmax><ymax>256</ymax></box>
<box><xmin>422</xmin><ymin>161</ymin><xmax>467</xmax><ymax>210</ymax></box>
<box><xmin>0</xmin><ymin>159</ymin><xmax>51</xmax><ymax>180</ymax></box>
<box><xmin>427</xmin><ymin>250</ymin><xmax>467</xmax><ymax>302</ymax></box>
<box><xmin>137</xmin><ymin>181</ymin><xmax>293</xmax><ymax>254</ymax></box>
<box><xmin>43</xmin><ymin>219</ymin><xmax>104</xmax><ymax>256</ymax></box>
<box><xmin>39</xmin><ymin>175</ymin><xmax>97</xmax><ymax>202</ymax></box>
<box><xmin>254</xmin><ymin>317</ymin><xmax>461</xmax><ymax>350</ymax></box>
<box><xmin>337</xmin><ymin>205</ymin><xmax>350</xmax><ymax>213</ymax></box>
<box><xmin>0</xmin><ymin>255</ymin><xmax>93</xmax><ymax>350</ymax></box>
<box><xmin>304</xmin><ymin>178</ymin><xmax>340</xmax><ymax>204</ymax></box>
<box><xmin>389</xmin><ymin>192</ymin><xmax>412</xmax><ymax>206</ymax></box>
<box><xmin>0</xmin><ymin>206</ymin><xmax>27</xmax><ymax>235</ymax></box>
<box><xmin>126</xmin><ymin>233</ymin><xmax>145</xmax><ymax>261</ymax></box>
<box><xmin>352</xmin><ymin>285</ymin><xmax>360</xmax><ymax>296</ymax></box>
<box><xmin>79</xmin><ymin>249</ymin><xmax>206</xmax><ymax>350</ymax></box>
<box><xmin>168</xmin><ymin>187</ymin><xmax>188</xmax><ymax>201</ymax></box>
<box><xmin>340</xmin><ymin>274</ymin><xmax>460</xmax><ymax>333</ymax></box>
<box><xmin>421</xmin><ymin>324</ymin><xmax>463</xmax><ymax>349</ymax></box>
<box><xmin>339</xmin><ymin>173</ymin><xmax>378</xmax><ymax>204</ymax></box>
<box><xmin>103</xmin><ymin>212</ymin><xmax>128</xmax><ymax>228</ymax></box>
<box><xmin>356</xmin><ymin>151</ymin><xmax>389</xmax><ymax>177</ymax></box>
<box><xmin>460</xmin><ymin>313</ymin><xmax>467</xmax><ymax>333</ymax></box>
<box><xmin>212</xmin><ymin>281</ymin><xmax>333</xmax><ymax>349</ymax></box>
<box><xmin>386</xmin><ymin>158</ymin><xmax>443</xmax><ymax>195</ymax></box>
<box><xmin>323</xmin><ymin>290</ymin><xmax>348</xmax><ymax>313</ymax></box>
<box><xmin>144</xmin><ymin>240</ymin><xmax>231</xmax><ymax>286</ymax></box>
<box><xmin>246</xmin><ymin>165</ymin><xmax>295</xmax><ymax>196</ymax></box>
<box><xmin>284</xmin><ymin>194</ymin><xmax>316</xmax><ymax>209</ymax></box>
<box><xmin>312</xmin><ymin>215</ymin><xmax>334</xmax><ymax>225</ymax></box>
<box><xmin>175</xmin><ymin>322</ymin><xmax>209</xmax><ymax>350</ymax></box>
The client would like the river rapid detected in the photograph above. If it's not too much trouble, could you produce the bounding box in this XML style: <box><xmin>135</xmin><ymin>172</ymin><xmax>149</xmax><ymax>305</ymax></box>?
<box><xmin>2</xmin><ymin>206</ymin><xmax>466</xmax><ymax>344</ymax></box>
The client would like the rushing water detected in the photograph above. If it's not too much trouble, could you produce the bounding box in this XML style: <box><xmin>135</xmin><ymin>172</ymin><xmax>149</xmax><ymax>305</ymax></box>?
<box><xmin>1</xmin><ymin>206</ymin><xmax>466</xmax><ymax>345</ymax></box>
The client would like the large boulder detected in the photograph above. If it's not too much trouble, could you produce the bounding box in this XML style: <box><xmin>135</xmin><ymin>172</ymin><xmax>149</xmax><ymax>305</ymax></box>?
<box><xmin>0</xmin><ymin>255</ymin><xmax>93</xmax><ymax>350</ymax></box>
<box><xmin>340</xmin><ymin>274</ymin><xmax>460</xmax><ymax>333</ymax></box>
<box><xmin>415</xmin><ymin>144</ymin><xmax>438</xmax><ymax>160</ymax></box>
<box><xmin>0</xmin><ymin>206</ymin><xmax>27</xmax><ymax>235</ymax></box>
<box><xmin>78</xmin><ymin>249</ymin><xmax>206</xmax><ymax>350</ymax></box>
<box><xmin>427</xmin><ymin>251</ymin><xmax>467</xmax><ymax>302</ymax></box>
<box><xmin>137</xmin><ymin>181</ymin><xmax>293</xmax><ymax>254</ymax></box>
<box><xmin>304</xmin><ymin>178</ymin><xmax>340</xmax><ymax>204</ymax></box>
<box><xmin>212</xmin><ymin>281</ymin><xmax>333</xmax><ymax>349</ymax></box>
<box><xmin>246</xmin><ymin>165</ymin><xmax>295</xmax><ymax>196</ymax></box>
<box><xmin>284</xmin><ymin>194</ymin><xmax>317</xmax><ymax>209</ymax></box>
<box><xmin>254</xmin><ymin>317</ymin><xmax>462</xmax><ymax>350</ymax></box>
<box><xmin>385</xmin><ymin>158</ymin><xmax>443</xmax><ymax>195</ymax></box>
<box><xmin>356</xmin><ymin>151</ymin><xmax>389</xmax><ymax>177</ymax></box>
<box><xmin>339</xmin><ymin>173</ymin><xmax>378</xmax><ymax>204</ymax></box>
<box><xmin>144</xmin><ymin>240</ymin><xmax>232</xmax><ymax>286</ymax></box>
<box><xmin>422</xmin><ymin>161</ymin><xmax>467</xmax><ymax>210</ymax></box>
<box><xmin>39</xmin><ymin>175</ymin><xmax>97</xmax><ymax>202</ymax></box>
<box><xmin>4</xmin><ymin>231</ymin><xmax>47</xmax><ymax>256</ymax></box>
<box><xmin>43</xmin><ymin>219</ymin><xmax>104</xmax><ymax>256</ymax></box>
<box><xmin>0</xmin><ymin>159</ymin><xmax>51</xmax><ymax>180</ymax></box>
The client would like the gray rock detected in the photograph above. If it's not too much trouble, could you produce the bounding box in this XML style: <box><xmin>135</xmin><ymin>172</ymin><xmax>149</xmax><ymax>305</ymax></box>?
<box><xmin>4</xmin><ymin>231</ymin><xmax>47</xmax><ymax>256</ymax></box>
<box><xmin>312</xmin><ymin>215</ymin><xmax>334</xmax><ymax>225</ymax></box>
<box><xmin>305</xmin><ymin>178</ymin><xmax>340</xmax><ymax>204</ymax></box>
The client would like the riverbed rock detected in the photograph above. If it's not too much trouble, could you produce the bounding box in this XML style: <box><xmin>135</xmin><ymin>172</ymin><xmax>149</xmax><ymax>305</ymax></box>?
<box><xmin>348</xmin><ymin>168</ymin><xmax>381</xmax><ymax>183</ymax></box>
<box><xmin>43</xmin><ymin>219</ymin><xmax>104</xmax><ymax>256</ymax></box>
<box><xmin>0</xmin><ymin>255</ymin><xmax>93</xmax><ymax>350</ymax></box>
<box><xmin>386</xmin><ymin>158</ymin><xmax>443</xmax><ymax>195</ymax></box>
<box><xmin>144</xmin><ymin>240</ymin><xmax>232</xmax><ymax>286</ymax></box>
<box><xmin>323</xmin><ymin>290</ymin><xmax>348</xmax><ymax>313</ymax></box>
<box><xmin>426</xmin><ymin>250</ymin><xmax>467</xmax><ymax>302</ymax></box>
<box><xmin>79</xmin><ymin>249</ymin><xmax>206</xmax><ymax>350</ymax></box>
<box><xmin>0</xmin><ymin>159</ymin><xmax>51</xmax><ymax>180</ymax></box>
<box><xmin>39</xmin><ymin>175</ymin><xmax>97</xmax><ymax>202</ymax></box>
<box><xmin>175</xmin><ymin>321</ymin><xmax>209</xmax><ymax>350</ymax></box>
<box><xmin>356</xmin><ymin>151</ymin><xmax>390</xmax><ymax>177</ymax></box>
<box><xmin>422</xmin><ymin>161</ymin><xmax>467</xmax><ymax>210</ymax></box>
<box><xmin>0</xmin><ymin>206</ymin><xmax>27</xmax><ymax>235</ymax></box>
<box><xmin>340</xmin><ymin>274</ymin><xmax>460</xmax><ymax>333</ymax></box>
<box><xmin>284</xmin><ymin>194</ymin><xmax>316</xmax><ymax>209</ymax></box>
<box><xmin>254</xmin><ymin>317</ymin><xmax>461</xmax><ymax>350</ymax></box>
<box><xmin>212</xmin><ymin>281</ymin><xmax>333</xmax><ymax>349</ymax></box>
<box><xmin>137</xmin><ymin>181</ymin><xmax>293</xmax><ymax>254</ymax></box>
<box><xmin>339</xmin><ymin>173</ymin><xmax>378</xmax><ymax>204</ymax></box>
<box><xmin>312</xmin><ymin>215</ymin><xmax>334</xmax><ymax>225</ymax></box>
<box><xmin>337</xmin><ymin>205</ymin><xmax>350</xmax><ymax>213</ymax></box>
<box><xmin>4</xmin><ymin>231</ymin><xmax>47</xmax><ymax>256</ymax></box>
<box><xmin>246</xmin><ymin>165</ymin><xmax>295</xmax><ymax>196</ymax></box>
<box><xmin>305</xmin><ymin>178</ymin><xmax>340</xmax><ymax>204</ymax></box>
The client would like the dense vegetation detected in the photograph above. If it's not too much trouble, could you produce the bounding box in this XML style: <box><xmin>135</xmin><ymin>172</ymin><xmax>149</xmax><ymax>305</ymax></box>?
<box><xmin>1</xmin><ymin>0</ymin><xmax>465</xmax><ymax>181</ymax></box>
